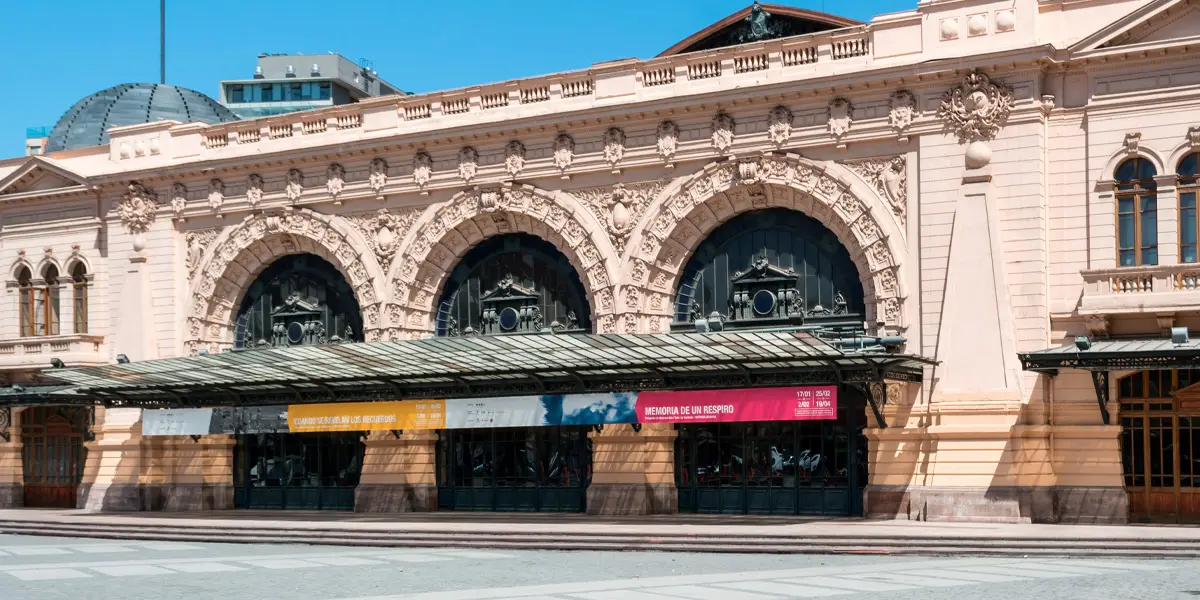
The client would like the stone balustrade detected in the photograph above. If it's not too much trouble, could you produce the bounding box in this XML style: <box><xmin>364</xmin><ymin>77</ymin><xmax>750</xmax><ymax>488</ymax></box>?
<box><xmin>0</xmin><ymin>334</ymin><xmax>106</xmax><ymax>370</ymax></box>
<box><xmin>130</xmin><ymin>24</ymin><xmax>880</xmax><ymax>163</ymax></box>
<box><xmin>1080</xmin><ymin>264</ymin><xmax>1200</xmax><ymax>314</ymax></box>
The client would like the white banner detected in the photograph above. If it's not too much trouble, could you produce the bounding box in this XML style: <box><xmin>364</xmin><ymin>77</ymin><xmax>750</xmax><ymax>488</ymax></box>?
<box><xmin>141</xmin><ymin>408</ymin><xmax>214</xmax><ymax>436</ymax></box>
<box><xmin>444</xmin><ymin>397</ymin><xmax>551</xmax><ymax>429</ymax></box>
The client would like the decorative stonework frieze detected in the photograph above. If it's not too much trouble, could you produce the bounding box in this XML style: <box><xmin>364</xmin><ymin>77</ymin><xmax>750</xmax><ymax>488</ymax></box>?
<box><xmin>368</xmin><ymin>158</ymin><xmax>388</xmax><ymax>199</ymax></box>
<box><xmin>711</xmin><ymin>111</ymin><xmax>735</xmax><ymax>153</ymax></box>
<box><xmin>348</xmin><ymin>207</ymin><xmax>420</xmax><ymax>268</ymax></box>
<box><xmin>504</xmin><ymin>141</ymin><xmax>526</xmax><ymax>177</ymax></box>
<box><xmin>1123</xmin><ymin>132</ymin><xmax>1142</xmax><ymax>155</ymax></box>
<box><xmin>888</xmin><ymin>90</ymin><xmax>916</xmax><ymax>143</ymax></box>
<box><xmin>828</xmin><ymin>98</ymin><xmax>853</xmax><ymax>148</ymax></box>
<box><xmin>767</xmin><ymin>105</ymin><xmax>793</xmax><ymax>147</ymax></box>
<box><xmin>458</xmin><ymin>147</ymin><xmax>478</xmax><ymax>183</ymax></box>
<box><xmin>576</xmin><ymin>180</ymin><xmax>665</xmax><ymax>254</ymax></box>
<box><xmin>207</xmin><ymin>179</ymin><xmax>225</xmax><ymax>214</ymax></box>
<box><xmin>185</xmin><ymin>228</ymin><xmax>220</xmax><ymax>277</ymax></box>
<box><xmin>656</xmin><ymin>120</ymin><xmax>678</xmax><ymax>165</ymax></box>
<box><xmin>285</xmin><ymin>169</ymin><xmax>303</xmax><ymax>204</ymax></box>
<box><xmin>553</xmin><ymin>133</ymin><xmax>574</xmax><ymax>176</ymax></box>
<box><xmin>412</xmin><ymin>151</ymin><xmax>433</xmax><ymax>193</ymax></box>
<box><xmin>246</xmin><ymin>174</ymin><xmax>264</xmax><ymax>209</ymax></box>
<box><xmin>326</xmin><ymin>164</ymin><xmax>346</xmax><ymax>203</ymax></box>
<box><xmin>1188</xmin><ymin>126</ymin><xmax>1200</xmax><ymax>148</ymax></box>
<box><xmin>117</xmin><ymin>182</ymin><xmax>158</xmax><ymax>234</ymax></box>
<box><xmin>170</xmin><ymin>183</ymin><xmax>187</xmax><ymax>220</ymax></box>
<box><xmin>937</xmin><ymin>71</ymin><xmax>1013</xmax><ymax>143</ymax></box>
<box><xmin>603</xmin><ymin>127</ymin><xmax>626</xmax><ymax>171</ymax></box>
<box><xmin>842</xmin><ymin>156</ymin><xmax>908</xmax><ymax>226</ymax></box>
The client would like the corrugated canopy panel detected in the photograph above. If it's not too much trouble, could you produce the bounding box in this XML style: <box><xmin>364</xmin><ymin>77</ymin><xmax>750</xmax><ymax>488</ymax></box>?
<box><xmin>1018</xmin><ymin>337</ymin><xmax>1200</xmax><ymax>372</ymax></box>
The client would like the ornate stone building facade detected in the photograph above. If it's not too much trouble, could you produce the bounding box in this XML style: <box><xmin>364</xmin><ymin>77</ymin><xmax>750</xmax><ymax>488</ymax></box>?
<box><xmin>2</xmin><ymin>0</ymin><xmax>1200</xmax><ymax>522</ymax></box>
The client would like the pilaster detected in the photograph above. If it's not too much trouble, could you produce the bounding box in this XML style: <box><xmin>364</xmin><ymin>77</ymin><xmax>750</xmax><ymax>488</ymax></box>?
<box><xmin>0</xmin><ymin>409</ymin><xmax>21</xmax><ymax>508</ymax></box>
<box><xmin>78</xmin><ymin>407</ymin><xmax>145</xmax><ymax>511</ymax></box>
<box><xmin>354</xmin><ymin>429</ymin><xmax>437</xmax><ymax>512</ymax></box>
<box><xmin>586</xmin><ymin>423</ymin><xmax>677</xmax><ymax>515</ymax></box>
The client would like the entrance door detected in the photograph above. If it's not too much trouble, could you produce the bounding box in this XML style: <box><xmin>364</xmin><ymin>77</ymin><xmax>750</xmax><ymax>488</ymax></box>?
<box><xmin>233</xmin><ymin>432</ymin><xmax>363</xmax><ymax>510</ymax></box>
<box><xmin>1120</xmin><ymin>369</ymin><xmax>1200</xmax><ymax>523</ymax></box>
<box><xmin>20</xmin><ymin>407</ymin><xmax>87</xmax><ymax>508</ymax></box>
<box><xmin>675</xmin><ymin>403</ymin><xmax>865</xmax><ymax>516</ymax></box>
<box><xmin>437</xmin><ymin>427</ymin><xmax>591</xmax><ymax>512</ymax></box>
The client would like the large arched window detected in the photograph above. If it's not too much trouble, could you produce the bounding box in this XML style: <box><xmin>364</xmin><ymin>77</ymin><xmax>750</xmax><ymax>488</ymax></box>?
<box><xmin>16</xmin><ymin>267</ymin><xmax>33</xmax><ymax>337</ymax></box>
<box><xmin>1116</xmin><ymin>157</ymin><xmax>1159</xmax><ymax>266</ymax></box>
<box><xmin>41</xmin><ymin>265</ymin><xmax>60</xmax><ymax>336</ymax></box>
<box><xmin>673</xmin><ymin>208</ymin><xmax>865</xmax><ymax>330</ymax></box>
<box><xmin>71</xmin><ymin>263</ymin><xmax>88</xmax><ymax>334</ymax></box>
<box><xmin>233</xmin><ymin>254</ymin><xmax>362</xmax><ymax>349</ymax></box>
<box><xmin>1178</xmin><ymin>153</ymin><xmax>1199</xmax><ymax>263</ymax></box>
<box><xmin>436</xmin><ymin>233</ymin><xmax>591</xmax><ymax>336</ymax></box>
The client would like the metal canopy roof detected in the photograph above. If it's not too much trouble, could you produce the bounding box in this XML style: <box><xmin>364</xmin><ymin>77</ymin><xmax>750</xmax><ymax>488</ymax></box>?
<box><xmin>41</xmin><ymin>331</ymin><xmax>933</xmax><ymax>409</ymax></box>
<box><xmin>1019</xmin><ymin>337</ymin><xmax>1200</xmax><ymax>374</ymax></box>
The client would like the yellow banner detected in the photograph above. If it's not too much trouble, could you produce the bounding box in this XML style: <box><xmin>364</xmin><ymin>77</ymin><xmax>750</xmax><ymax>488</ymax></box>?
<box><xmin>287</xmin><ymin>401</ymin><xmax>445</xmax><ymax>432</ymax></box>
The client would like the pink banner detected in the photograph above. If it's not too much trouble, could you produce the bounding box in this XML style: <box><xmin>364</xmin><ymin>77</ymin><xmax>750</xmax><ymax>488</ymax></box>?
<box><xmin>636</xmin><ymin>386</ymin><xmax>837</xmax><ymax>424</ymax></box>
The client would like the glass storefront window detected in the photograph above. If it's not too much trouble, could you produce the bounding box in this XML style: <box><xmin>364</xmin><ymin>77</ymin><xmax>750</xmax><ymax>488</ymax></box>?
<box><xmin>437</xmin><ymin>427</ymin><xmax>592</xmax><ymax>511</ymax></box>
<box><xmin>234</xmin><ymin>432</ymin><xmax>363</xmax><ymax>510</ymax></box>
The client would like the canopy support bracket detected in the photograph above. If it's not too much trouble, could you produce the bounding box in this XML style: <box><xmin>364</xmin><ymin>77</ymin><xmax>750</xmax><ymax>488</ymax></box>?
<box><xmin>1091</xmin><ymin>370</ymin><xmax>1111</xmax><ymax>426</ymax></box>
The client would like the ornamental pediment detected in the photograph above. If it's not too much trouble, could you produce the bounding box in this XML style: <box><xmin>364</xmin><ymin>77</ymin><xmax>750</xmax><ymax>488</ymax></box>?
<box><xmin>0</xmin><ymin>157</ymin><xmax>89</xmax><ymax>197</ymax></box>
<box><xmin>1073</xmin><ymin>0</ymin><xmax>1200</xmax><ymax>52</ymax></box>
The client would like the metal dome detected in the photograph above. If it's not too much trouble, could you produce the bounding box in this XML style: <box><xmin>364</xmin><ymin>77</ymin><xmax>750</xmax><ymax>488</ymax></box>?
<box><xmin>45</xmin><ymin>83</ymin><xmax>239</xmax><ymax>153</ymax></box>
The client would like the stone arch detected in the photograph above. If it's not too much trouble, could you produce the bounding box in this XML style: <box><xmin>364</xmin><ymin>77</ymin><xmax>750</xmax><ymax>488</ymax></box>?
<box><xmin>1166</xmin><ymin>139</ymin><xmax>1200</xmax><ymax>176</ymax></box>
<box><xmin>185</xmin><ymin>208</ymin><xmax>385</xmax><ymax>353</ymax></box>
<box><xmin>1100</xmin><ymin>147</ymin><xmax>1166</xmax><ymax>183</ymax></box>
<box><xmin>386</xmin><ymin>184</ymin><xmax>619</xmax><ymax>338</ymax></box>
<box><xmin>622</xmin><ymin>153</ymin><xmax>908</xmax><ymax>335</ymax></box>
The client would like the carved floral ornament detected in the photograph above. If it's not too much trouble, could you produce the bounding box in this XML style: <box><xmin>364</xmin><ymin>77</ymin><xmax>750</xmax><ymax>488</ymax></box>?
<box><xmin>711</xmin><ymin>111</ymin><xmax>735</xmax><ymax>153</ymax></box>
<box><xmin>369</xmin><ymin>158</ymin><xmax>388</xmax><ymax>198</ymax></box>
<box><xmin>286</xmin><ymin>169</ymin><xmax>303</xmax><ymax>203</ymax></box>
<box><xmin>553</xmin><ymin>133</ymin><xmax>574</xmax><ymax>175</ymax></box>
<box><xmin>504</xmin><ymin>141</ymin><xmax>526</xmax><ymax>177</ymax></box>
<box><xmin>937</xmin><ymin>70</ymin><xmax>1013</xmax><ymax>143</ymax></box>
<box><xmin>603</xmin><ymin>127</ymin><xmax>626</xmax><ymax>169</ymax></box>
<box><xmin>768</xmin><ymin>105</ymin><xmax>793</xmax><ymax>147</ymax></box>
<box><xmin>630</xmin><ymin>153</ymin><xmax>906</xmax><ymax>329</ymax></box>
<box><xmin>117</xmin><ymin>182</ymin><xmax>158</xmax><ymax>234</ymax></box>
<box><xmin>828</xmin><ymin>98</ymin><xmax>853</xmax><ymax>144</ymax></box>
<box><xmin>577</xmin><ymin>180</ymin><xmax>665</xmax><ymax>254</ymax></box>
<box><xmin>458</xmin><ymin>146</ymin><xmax>479</xmax><ymax>183</ymax></box>
<box><xmin>842</xmin><ymin>156</ymin><xmax>908</xmax><ymax>226</ymax></box>
<box><xmin>170</xmin><ymin>183</ymin><xmax>187</xmax><ymax>220</ymax></box>
<box><xmin>246</xmin><ymin>174</ymin><xmax>264</xmax><ymax>208</ymax></box>
<box><xmin>326</xmin><ymin>164</ymin><xmax>346</xmax><ymax>201</ymax></box>
<box><xmin>187</xmin><ymin>209</ymin><xmax>380</xmax><ymax>353</ymax></box>
<box><xmin>412</xmin><ymin>151</ymin><xmax>433</xmax><ymax>190</ymax></box>
<box><xmin>656</xmin><ymin>120</ymin><xmax>678</xmax><ymax>163</ymax></box>
<box><xmin>888</xmin><ymin>90</ymin><xmax>917</xmax><ymax>142</ymax></box>
<box><xmin>349</xmin><ymin>207</ymin><xmax>419</xmax><ymax>266</ymax></box>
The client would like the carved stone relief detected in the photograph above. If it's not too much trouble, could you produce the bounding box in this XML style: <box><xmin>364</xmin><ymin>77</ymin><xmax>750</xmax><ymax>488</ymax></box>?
<box><xmin>458</xmin><ymin>146</ymin><xmax>478</xmax><ymax>183</ymax></box>
<box><xmin>842</xmin><ymin>156</ymin><xmax>908</xmax><ymax>226</ymax></box>
<box><xmin>170</xmin><ymin>183</ymin><xmax>187</xmax><ymax>220</ymax></box>
<box><xmin>656</xmin><ymin>120</ymin><xmax>678</xmax><ymax>164</ymax></box>
<box><xmin>185</xmin><ymin>228</ymin><xmax>220</xmax><ymax>277</ymax></box>
<box><xmin>937</xmin><ymin>70</ymin><xmax>1013</xmax><ymax>143</ymax></box>
<box><xmin>576</xmin><ymin>180</ymin><xmax>665</xmax><ymax>255</ymax></box>
<box><xmin>553</xmin><ymin>133</ymin><xmax>574</xmax><ymax>176</ymax></box>
<box><xmin>711</xmin><ymin>111</ymin><xmax>735</xmax><ymax>153</ymax></box>
<box><xmin>504</xmin><ymin>141</ymin><xmax>526</xmax><ymax>177</ymax></box>
<box><xmin>369</xmin><ymin>158</ymin><xmax>388</xmax><ymax>198</ymax></box>
<box><xmin>889</xmin><ymin>90</ymin><xmax>917</xmax><ymax>142</ymax></box>
<box><xmin>117</xmin><ymin>182</ymin><xmax>158</xmax><ymax>234</ymax></box>
<box><xmin>767</xmin><ymin>105</ymin><xmax>793</xmax><ymax>147</ymax></box>
<box><xmin>326</xmin><ymin>164</ymin><xmax>345</xmax><ymax>202</ymax></box>
<box><xmin>603</xmin><ymin>127</ymin><xmax>625</xmax><ymax>170</ymax></box>
<box><xmin>207</xmin><ymin>179</ymin><xmax>225</xmax><ymax>213</ymax></box>
<box><xmin>347</xmin><ymin>207</ymin><xmax>421</xmax><ymax>268</ymax></box>
<box><xmin>285</xmin><ymin>169</ymin><xmax>303</xmax><ymax>204</ymax></box>
<box><xmin>411</xmin><ymin>151</ymin><xmax>433</xmax><ymax>192</ymax></box>
<box><xmin>828</xmin><ymin>98</ymin><xmax>853</xmax><ymax>146</ymax></box>
<box><xmin>246</xmin><ymin>174</ymin><xmax>264</xmax><ymax>209</ymax></box>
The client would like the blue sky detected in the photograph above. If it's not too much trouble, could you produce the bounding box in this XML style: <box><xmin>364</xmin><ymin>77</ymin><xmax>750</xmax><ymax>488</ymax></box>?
<box><xmin>1</xmin><ymin>0</ymin><xmax>914</xmax><ymax>158</ymax></box>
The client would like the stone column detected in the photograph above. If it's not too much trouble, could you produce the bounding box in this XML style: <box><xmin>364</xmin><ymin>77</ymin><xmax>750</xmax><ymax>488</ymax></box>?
<box><xmin>586</xmin><ymin>423</ymin><xmax>677</xmax><ymax>515</ymax></box>
<box><xmin>354</xmin><ymin>430</ymin><xmax>437</xmax><ymax>512</ymax></box>
<box><xmin>140</xmin><ymin>435</ymin><xmax>235</xmax><ymax>510</ymax></box>
<box><xmin>78</xmin><ymin>407</ymin><xmax>146</xmax><ymax>511</ymax></box>
<box><xmin>0</xmin><ymin>408</ymin><xmax>22</xmax><ymax>507</ymax></box>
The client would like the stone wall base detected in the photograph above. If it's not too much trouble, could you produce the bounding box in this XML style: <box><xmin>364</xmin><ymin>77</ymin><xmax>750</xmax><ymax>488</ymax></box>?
<box><xmin>354</xmin><ymin>484</ymin><xmax>436</xmax><ymax>513</ymax></box>
<box><xmin>865</xmin><ymin>485</ymin><xmax>1129</xmax><ymax>524</ymax></box>
<box><xmin>586</xmin><ymin>483</ymin><xmax>677</xmax><ymax>516</ymax></box>
<box><xmin>0</xmin><ymin>483</ymin><xmax>22</xmax><ymax>508</ymax></box>
<box><xmin>77</xmin><ymin>484</ymin><xmax>234</xmax><ymax>512</ymax></box>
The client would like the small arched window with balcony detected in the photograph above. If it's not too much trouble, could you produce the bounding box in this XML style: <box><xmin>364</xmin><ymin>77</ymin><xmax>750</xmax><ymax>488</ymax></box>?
<box><xmin>40</xmin><ymin>265</ymin><xmax>60</xmax><ymax>336</ymax></box>
<box><xmin>1116</xmin><ymin>157</ymin><xmax>1159</xmax><ymax>267</ymax></box>
<box><xmin>1178</xmin><ymin>153</ymin><xmax>1200</xmax><ymax>263</ymax></box>
<box><xmin>17</xmin><ymin>267</ymin><xmax>33</xmax><ymax>337</ymax></box>
<box><xmin>71</xmin><ymin>263</ymin><xmax>88</xmax><ymax>334</ymax></box>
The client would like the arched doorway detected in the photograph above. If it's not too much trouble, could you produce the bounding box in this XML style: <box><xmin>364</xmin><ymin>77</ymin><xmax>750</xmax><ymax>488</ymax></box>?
<box><xmin>21</xmin><ymin>407</ymin><xmax>87</xmax><ymax>508</ymax></box>
<box><xmin>671</xmin><ymin>209</ymin><xmax>869</xmax><ymax>516</ymax></box>
<box><xmin>230</xmin><ymin>253</ymin><xmax>365</xmax><ymax>510</ymax></box>
<box><xmin>434</xmin><ymin>233</ymin><xmax>595</xmax><ymax>512</ymax></box>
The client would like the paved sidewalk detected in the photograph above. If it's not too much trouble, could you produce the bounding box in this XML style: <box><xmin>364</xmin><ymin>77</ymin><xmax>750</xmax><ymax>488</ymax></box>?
<box><xmin>1</xmin><ymin>509</ymin><xmax>1198</xmax><ymax>542</ymax></box>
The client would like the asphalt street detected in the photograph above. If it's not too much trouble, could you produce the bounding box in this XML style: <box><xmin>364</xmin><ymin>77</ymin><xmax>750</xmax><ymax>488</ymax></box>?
<box><xmin>1</xmin><ymin>533</ymin><xmax>1198</xmax><ymax>600</ymax></box>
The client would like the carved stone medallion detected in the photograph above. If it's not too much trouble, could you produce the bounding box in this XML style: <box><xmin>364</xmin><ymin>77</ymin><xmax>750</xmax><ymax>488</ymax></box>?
<box><xmin>504</xmin><ymin>141</ymin><xmax>525</xmax><ymax>177</ymax></box>
<box><xmin>326</xmin><ymin>164</ymin><xmax>345</xmax><ymax>201</ymax></box>
<box><xmin>657</xmin><ymin>120</ymin><xmax>678</xmax><ymax>163</ymax></box>
<box><xmin>767</xmin><ymin>105</ymin><xmax>793</xmax><ymax>147</ymax></box>
<box><xmin>349</xmin><ymin>207</ymin><xmax>419</xmax><ymax>267</ymax></box>
<box><xmin>412</xmin><ymin>151</ymin><xmax>433</xmax><ymax>191</ymax></box>
<box><xmin>369</xmin><ymin>158</ymin><xmax>388</xmax><ymax>198</ymax></box>
<box><xmin>458</xmin><ymin>147</ymin><xmax>478</xmax><ymax>183</ymax></box>
<box><xmin>936</xmin><ymin>70</ymin><xmax>1013</xmax><ymax>143</ymax></box>
<box><xmin>285</xmin><ymin>169</ymin><xmax>303</xmax><ymax>204</ymax></box>
<box><xmin>711</xmin><ymin>111</ymin><xmax>735</xmax><ymax>153</ymax></box>
<box><xmin>246</xmin><ymin>174</ymin><xmax>264</xmax><ymax>208</ymax></box>
<box><xmin>553</xmin><ymin>133</ymin><xmax>574</xmax><ymax>175</ymax></box>
<box><xmin>577</xmin><ymin>180</ymin><xmax>664</xmax><ymax>254</ymax></box>
<box><xmin>603</xmin><ymin>127</ymin><xmax>625</xmax><ymax>170</ymax></box>
<box><xmin>828</xmin><ymin>98</ymin><xmax>853</xmax><ymax>145</ymax></box>
<box><xmin>118</xmin><ymin>182</ymin><xmax>158</xmax><ymax>234</ymax></box>
<box><xmin>207</xmin><ymin>179</ymin><xmax>225</xmax><ymax>213</ymax></box>
<box><xmin>889</xmin><ymin>90</ymin><xmax>916</xmax><ymax>142</ymax></box>
<box><xmin>170</xmin><ymin>183</ymin><xmax>187</xmax><ymax>220</ymax></box>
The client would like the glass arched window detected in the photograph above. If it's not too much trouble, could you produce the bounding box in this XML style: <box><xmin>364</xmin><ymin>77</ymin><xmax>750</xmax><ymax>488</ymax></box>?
<box><xmin>40</xmin><ymin>265</ymin><xmax>60</xmax><ymax>336</ymax></box>
<box><xmin>1179</xmin><ymin>153</ymin><xmax>1199</xmax><ymax>263</ymax></box>
<box><xmin>1116</xmin><ymin>157</ymin><xmax>1158</xmax><ymax>266</ymax></box>
<box><xmin>71</xmin><ymin>263</ymin><xmax>88</xmax><ymax>334</ymax></box>
<box><xmin>17</xmin><ymin>267</ymin><xmax>33</xmax><ymax>337</ymax></box>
